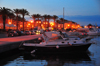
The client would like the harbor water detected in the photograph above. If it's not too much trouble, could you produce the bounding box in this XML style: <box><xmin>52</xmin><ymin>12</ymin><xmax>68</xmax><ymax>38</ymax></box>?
<box><xmin>0</xmin><ymin>36</ymin><xmax>100</xmax><ymax>66</ymax></box>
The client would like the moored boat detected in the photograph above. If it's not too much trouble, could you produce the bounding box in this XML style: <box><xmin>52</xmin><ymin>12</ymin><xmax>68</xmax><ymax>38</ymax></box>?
<box><xmin>22</xmin><ymin>31</ymin><xmax>92</xmax><ymax>53</ymax></box>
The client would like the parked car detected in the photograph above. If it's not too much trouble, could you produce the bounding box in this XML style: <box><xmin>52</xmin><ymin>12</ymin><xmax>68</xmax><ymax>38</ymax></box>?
<box><xmin>24</xmin><ymin>31</ymin><xmax>31</xmax><ymax>35</ymax></box>
<box><xmin>31</xmin><ymin>31</ymin><xmax>35</xmax><ymax>35</ymax></box>
<box><xmin>8</xmin><ymin>31</ymin><xmax>18</xmax><ymax>37</ymax></box>
<box><xmin>16</xmin><ymin>31</ymin><xmax>25</xmax><ymax>36</ymax></box>
<box><xmin>35</xmin><ymin>30</ymin><xmax>41</xmax><ymax>35</ymax></box>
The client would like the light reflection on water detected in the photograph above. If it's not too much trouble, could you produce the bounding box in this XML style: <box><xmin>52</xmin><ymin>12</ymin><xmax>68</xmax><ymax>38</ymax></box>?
<box><xmin>0</xmin><ymin>36</ymin><xmax>100</xmax><ymax>66</ymax></box>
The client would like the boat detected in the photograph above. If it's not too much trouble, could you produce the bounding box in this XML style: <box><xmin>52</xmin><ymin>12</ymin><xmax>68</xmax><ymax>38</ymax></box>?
<box><xmin>22</xmin><ymin>31</ymin><xmax>92</xmax><ymax>53</ymax></box>
<box><xmin>87</xmin><ymin>28</ymin><xmax>100</xmax><ymax>36</ymax></box>
<box><xmin>61</xmin><ymin>32</ymin><xmax>80</xmax><ymax>40</ymax></box>
<box><xmin>77</xmin><ymin>28</ymin><xmax>100</xmax><ymax>36</ymax></box>
<box><xmin>60</xmin><ymin>31</ymin><xmax>92</xmax><ymax>42</ymax></box>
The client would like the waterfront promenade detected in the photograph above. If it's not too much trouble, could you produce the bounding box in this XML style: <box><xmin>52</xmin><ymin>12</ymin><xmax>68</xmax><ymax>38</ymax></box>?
<box><xmin>0</xmin><ymin>34</ymin><xmax>41</xmax><ymax>53</ymax></box>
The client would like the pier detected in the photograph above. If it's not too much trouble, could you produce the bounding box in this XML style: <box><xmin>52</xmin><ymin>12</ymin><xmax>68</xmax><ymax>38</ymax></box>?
<box><xmin>0</xmin><ymin>35</ymin><xmax>41</xmax><ymax>53</ymax></box>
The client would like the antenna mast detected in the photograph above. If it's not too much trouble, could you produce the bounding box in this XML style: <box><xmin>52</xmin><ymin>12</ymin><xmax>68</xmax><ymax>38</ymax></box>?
<box><xmin>63</xmin><ymin>7</ymin><xmax>64</xmax><ymax>30</ymax></box>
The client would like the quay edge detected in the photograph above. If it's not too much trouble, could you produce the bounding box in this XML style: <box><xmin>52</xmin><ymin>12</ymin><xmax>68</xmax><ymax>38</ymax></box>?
<box><xmin>0</xmin><ymin>35</ymin><xmax>41</xmax><ymax>53</ymax></box>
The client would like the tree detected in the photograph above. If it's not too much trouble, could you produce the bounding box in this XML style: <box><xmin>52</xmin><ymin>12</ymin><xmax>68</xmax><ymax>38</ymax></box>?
<box><xmin>43</xmin><ymin>14</ymin><xmax>48</xmax><ymax>28</ymax></box>
<box><xmin>19</xmin><ymin>9</ymin><xmax>29</xmax><ymax>31</ymax></box>
<box><xmin>52</xmin><ymin>15</ymin><xmax>58</xmax><ymax>29</ymax></box>
<box><xmin>47</xmin><ymin>15</ymin><xmax>51</xmax><ymax>27</ymax></box>
<box><xmin>13</xmin><ymin>9</ymin><xmax>20</xmax><ymax>30</ymax></box>
<box><xmin>31</xmin><ymin>14</ymin><xmax>37</xmax><ymax>27</ymax></box>
<box><xmin>59</xmin><ymin>18</ymin><xmax>64</xmax><ymax>22</ymax></box>
<box><xmin>56</xmin><ymin>20</ymin><xmax>60</xmax><ymax>30</ymax></box>
<box><xmin>43</xmin><ymin>14</ymin><xmax>48</xmax><ymax>22</ymax></box>
<box><xmin>36</xmin><ymin>14</ymin><xmax>41</xmax><ymax>27</ymax></box>
<box><xmin>0</xmin><ymin>7</ymin><xmax>13</xmax><ymax>31</ymax></box>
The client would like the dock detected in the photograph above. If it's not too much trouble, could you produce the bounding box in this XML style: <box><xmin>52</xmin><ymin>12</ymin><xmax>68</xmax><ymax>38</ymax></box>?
<box><xmin>0</xmin><ymin>35</ymin><xmax>41</xmax><ymax>53</ymax></box>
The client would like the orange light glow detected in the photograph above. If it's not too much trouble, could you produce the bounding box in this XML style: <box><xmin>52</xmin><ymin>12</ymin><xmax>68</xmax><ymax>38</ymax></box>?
<box><xmin>78</xmin><ymin>25</ymin><xmax>80</xmax><ymax>27</ymax></box>
<box><xmin>9</xmin><ymin>22</ymin><xmax>11</xmax><ymax>25</ymax></box>
<box><xmin>84</xmin><ymin>26</ymin><xmax>87</xmax><ymax>28</ymax></box>
<box><xmin>43</xmin><ymin>22</ymin><xmax>45</xmax><ymax>24</ymax></box>
<box><xmin>27</xmin><ymin>25</ymin><xmax>29</xmax><ymax>27</ymax></box>
<box><xmin>50</xmin><ymin>22</ymin><xmax>54</xmax><ymax>26</ymax></box>
<box><xmin>20</xmin><ymin>25</ymin><xmax>22</xmax><ymax>27</ymax></box>
<box><xmin>28</xmin><ymin>23</ymin><xmax>30</xmax><ymax>25</ymax></box>
<box><xmin>30</xmin><ymin>20</ymin><xmax>33</xmax><ymax>23</ymax></box>
<box><xmin>14</xmin><ymin>25</ymin><xmax>16</xmax><ymax>26</ymax></box>
<box><xmin>32</xmin><ymin>25</ymin><xmax>34</xmax><ymax>27</ymax></box>
<box><xmin>36</xmin><ymin>22</ymin><xmax>38</xmax><ymax>23</ymax></box>
<box><xmin>58</xmin><ymin>25</ymin><xmax>60</xmax><ymax>27</ymax></box>
<box><xmin>39</xmin><ymin>21</ymin><xmax>41</xmax><ymax>23</ymax></box>
<box><xmin>68</xmin><ymin>24</ymin><xmax>70</xmax><ymax>26</ymax></box>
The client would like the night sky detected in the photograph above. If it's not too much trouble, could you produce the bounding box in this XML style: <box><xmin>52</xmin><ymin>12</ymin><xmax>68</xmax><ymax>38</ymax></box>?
<box><xmin>0</xmin><ymin>0</ymin><xmax>100</xmax><ymax>26</ymax></box>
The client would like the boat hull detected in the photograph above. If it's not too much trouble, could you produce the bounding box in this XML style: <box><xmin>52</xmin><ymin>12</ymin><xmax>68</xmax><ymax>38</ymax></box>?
<box><xmin>23</xmin><ymin>43</ymin><xmax>91</xmax><ymax>53</ymax></box>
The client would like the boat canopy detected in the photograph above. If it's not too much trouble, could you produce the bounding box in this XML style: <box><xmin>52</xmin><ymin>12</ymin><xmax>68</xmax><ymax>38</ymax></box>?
<box><xmin>44</xmin><ymin>31</ymin><xmax>61</xmax><ymax>39</ymax></box>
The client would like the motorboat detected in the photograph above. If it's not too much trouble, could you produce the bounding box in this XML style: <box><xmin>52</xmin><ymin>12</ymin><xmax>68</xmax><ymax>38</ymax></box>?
<box><xmin>22</xmin><ymin>31</ymin><xmax>92</xmax><ymax>53</ymax></box>
<box><xmin>61</xmin><ymin>32</ymin><xmax>80</xmax><ymax>40</ymax></box>
<box><xmin>60</xmin><ymin>32</ymin><xmax>92</xmax><ymax>42</ymax></box>
<box><xmin>87</xmin><ymin>28</ymin><xmax>100</xmax><ymax>36</ymax></box>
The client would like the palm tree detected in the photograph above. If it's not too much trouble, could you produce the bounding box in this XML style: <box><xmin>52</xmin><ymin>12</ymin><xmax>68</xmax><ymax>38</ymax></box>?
<box><xmin>36</xmin><ymin>14</ymin><xmax>41</xmax><ymax>20</ymax></box>
<box><xmin>43</xmin><ymin>14</ymin><xmax>48</xmax><ymax>28</ymax></box>
<box><xmin>8</xmin><ymin>13</ymin><xmax>15</xmax><ymax>25</ymax></box>
<box><xmin>59</xmin><ymin>18</ymin><xmax>64</xmax><ymax>22</ymax></box>
<box><xmin>36</xmin><ymin>14</ymin><xmax>41</xmax><ymax>27</ymax></box>
<box><xmin>13</xmin><ymin>9</ymin><xmax>20</xmax><ymax>30</ymax></box>
<box><xmin>19</xmin><ymin>9</ymin><xmax>29</xmax><ymax>31</ymax></box>
<box><xmin>43</xmin><ymin>14</ymin><xmax>48</xmax><ymax>21</ymax></box>
<box><xmin>47</xmin><ymin>15</ymin><xmax>51</xmax><ymax>27</ymax></box>
<box><xmin>56</xmin><ymin>20</ymin><xmax>60</xmax><ymax>30</ymax></box>
<box><xmin>0</xmin><ymin>7</ymin><xmax>13</xmax><ymax>31</ymax></box>
<box><xmin>52</xmin><ymin>15</ymin><xmax>58</xmax><ymax>29</ymax></box>
<box><xmin>31</xmin><ymin>14</ymin><xmax>37</xmax><ymax>27</ymax></box>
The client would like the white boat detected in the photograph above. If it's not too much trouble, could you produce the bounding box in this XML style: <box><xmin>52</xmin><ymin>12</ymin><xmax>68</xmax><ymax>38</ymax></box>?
<box><xmin>61</xmin><ymin>32</ymin><xmax>80</xmax><ymax>40</ymax></box>
<box><xmin>22</xmin><ymin>31</ymin><xmax>92</xmax><ymax>53</ymax></box>
<box><xmin>87</xmin><ymin>28</ymin><xmax>100</xmax><ymax>36</ymax></box>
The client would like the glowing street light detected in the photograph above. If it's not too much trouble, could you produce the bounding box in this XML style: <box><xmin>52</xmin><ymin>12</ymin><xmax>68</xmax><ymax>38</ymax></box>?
<box><xmin>9</xmin><ymin>22</ymin><xmax>11</xmax><ymax>25</ymax></box>
<box><xmin>30</xmin><ymin>20</ymin><xmax>33</xmax><ymax>23</ymax></box>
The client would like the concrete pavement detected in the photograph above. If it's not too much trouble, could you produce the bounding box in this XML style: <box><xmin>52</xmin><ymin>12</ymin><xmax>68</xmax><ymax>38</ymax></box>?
<box><xmin>0</xmin><ymin>34</ymin><xmax>42</xmax><ymax>53</ymax></box>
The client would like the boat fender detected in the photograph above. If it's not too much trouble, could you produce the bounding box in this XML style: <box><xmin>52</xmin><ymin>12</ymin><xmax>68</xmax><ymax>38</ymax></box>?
<box><xmin>68</xmin><ymin>42</ymin><xmax>72</xmax><ymax>45</ymax></box>
<box><xmin>38</xmin><ymin>37</ymin><xmax>42</xmax><ymax>40</ymax></box>
<box><xmin>56</xmin><ymin>45</ymin><xmax>59</xmax><ymax>49</ymax></box>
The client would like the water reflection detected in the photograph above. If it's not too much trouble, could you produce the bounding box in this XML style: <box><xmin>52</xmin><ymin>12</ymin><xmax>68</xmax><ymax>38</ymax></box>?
<box><xmin>0</xmin><ymin>51</ymin><xmax>93</xmax><ymax>66</ymax></box>
<box><xmin>23</xmin><ymin>52</ymin><xmax>91</xmax><ymax>66</ymax></box>
<box><xmin>1</xmin><ymin>36</ymin><xmax>100</xmax><ymax>66</ymax></box>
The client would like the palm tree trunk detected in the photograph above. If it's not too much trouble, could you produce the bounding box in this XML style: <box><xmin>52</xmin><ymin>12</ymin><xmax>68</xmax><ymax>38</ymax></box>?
<box><xmin>54</xmin><ymin>19</ymin><xmax>55</xmax><ymax>30</ymax></box>
<box><xmin>23</xmin><ymin>15</ymin><xmax>24</xmax><ymax>31</ymax></box>
<box><xmin>33</xmin><ymin>18</ymin><xmax>35</xmax><ymax>28</ymax></box>
<box><xmin>2</xmin><ymin>15</ymin><xmax>6</xmax><ymax>31</ymax></box>
<box><xmin>16</xmin><ymin>15</ymin><xmax>18</xmax><ymax>30</ymax></box>
<box><xmin>48</xmin><ymin>19</ymin><xmax>49</xmax><ymax>28</ymax></box>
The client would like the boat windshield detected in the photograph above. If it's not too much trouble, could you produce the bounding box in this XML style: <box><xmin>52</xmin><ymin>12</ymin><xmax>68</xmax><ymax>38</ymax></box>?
<box><xmin>49</xmin><ymin>36</ymin><xmax>63</xmax><ymax>41</ymax></box>
<box><xmin>62</xmin><ymin>33</ymin><xmax>69</xmax><ymax>38</ymax></box>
